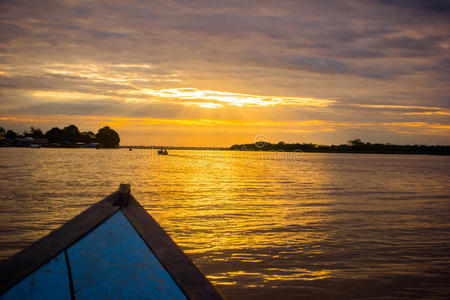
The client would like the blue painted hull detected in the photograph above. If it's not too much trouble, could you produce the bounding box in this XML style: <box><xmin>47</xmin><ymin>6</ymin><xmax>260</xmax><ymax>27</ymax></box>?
<box><xmin>0</xmin><ymin>185</ymin><xmax>223</xmax><ymax>300</ymax></box>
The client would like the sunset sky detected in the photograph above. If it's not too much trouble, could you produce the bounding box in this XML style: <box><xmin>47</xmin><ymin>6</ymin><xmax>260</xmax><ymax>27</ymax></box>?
<box><xmin>1</xmin><ymin>0</ymin><xmax>449</xmax><ymax>146</ymax></box>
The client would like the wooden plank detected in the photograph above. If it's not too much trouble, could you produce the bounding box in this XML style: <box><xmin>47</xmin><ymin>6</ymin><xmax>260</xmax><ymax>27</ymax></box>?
<box><xmin>0</xmin><ymin>191</ymin><xmax>120</xmax><ymax>294</ymax></box>
<box><xmin>122</xmin><ymin>196</ymin><xmax>225</xmax><ymax>300</ymax></box>
<box><xmin>0</xmin><ymin>251</ymin><xmax>71</xmax><ymax>300</ymax></box>
<box><xmin>114</xmin><ymin>183</ymin><xmax>131</xmax><ymax>207</ymax></box>
<box><xmin>67</xmin><ymin>211</ymin><xmax>187</xmax><ymax>300</ymax></box>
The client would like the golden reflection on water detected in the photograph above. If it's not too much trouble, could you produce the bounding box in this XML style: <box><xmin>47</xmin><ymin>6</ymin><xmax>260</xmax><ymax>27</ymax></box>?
<box><xmin>133</xmin><ymin>150</ymin><xmax>337</xmax><ymax>287</ymax></box>
<box><xmin>209</xmin><ymin>268</ymin><xmax>331</xmax><ymax>286</ymax></box>
<box><xmin>1</xmin><ymin>148</ymin><xmax>450</xmax><ymax>298</ymax></box>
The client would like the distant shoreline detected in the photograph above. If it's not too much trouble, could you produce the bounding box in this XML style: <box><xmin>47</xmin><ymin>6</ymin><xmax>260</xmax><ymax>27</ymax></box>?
<box><xmin>2</xmin><ymin>143</ymin><xmax>449</xmax><ymax>155</ymax></box>
<box><xmin>1</xmin><ymin>146</ymin><xmax>449</xmax><ymax>155</ymax></box>
<box><xmin>123</xmin><ymin>145</ymin><xmax>449</xmax><ymax>155</ymax></box>
<box><xmin>121</xmin><ymin>146</ymin><xmax>229</xmax><ymax>150</ymax></box>
<box><xmin>229</xmin><ymin>141</ymin><xmax>450</xmax><ymax>155</ymax></box>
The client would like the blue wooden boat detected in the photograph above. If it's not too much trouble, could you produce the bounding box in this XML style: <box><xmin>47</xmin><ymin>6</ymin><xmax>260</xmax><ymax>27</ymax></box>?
<box><xmin>0</xmin><ymin>184</ymin><xmax>224</xmax><ymax>300</ymax></box>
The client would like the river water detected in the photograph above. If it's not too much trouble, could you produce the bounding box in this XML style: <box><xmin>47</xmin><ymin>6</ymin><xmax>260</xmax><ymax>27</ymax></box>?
<box><xmin>0</xmin><ymin>148</ymin><xmax>449</xmax><ymax>299</ymax></box>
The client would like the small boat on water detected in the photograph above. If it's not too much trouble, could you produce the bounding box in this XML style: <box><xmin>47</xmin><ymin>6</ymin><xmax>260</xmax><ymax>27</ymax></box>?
<box><xmin>158</xmin><ymin>149</ymin><xmax>168</xmax><ymax>155</ymax></box>
<box><xmin>0</xmin><ymin>184</ymin><xmax>223</xmax><ymax>300</ymax></box>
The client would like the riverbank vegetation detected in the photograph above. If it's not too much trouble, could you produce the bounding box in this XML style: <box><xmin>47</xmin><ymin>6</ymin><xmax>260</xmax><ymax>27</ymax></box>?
<box><xmin>230</xmin><ymin>139</ymin><xmax>450</xmax><ymax>155</ymax></box>
<box><xmin>0</xmin><ymin>125</ymin><xmax>120</xmax><ymax>148</ymax></box>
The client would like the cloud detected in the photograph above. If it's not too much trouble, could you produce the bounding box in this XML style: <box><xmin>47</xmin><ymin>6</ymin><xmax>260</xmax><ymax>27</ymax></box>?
<box><xmin>378</xmin><ymin>0</ymin><xmax>450</xmax><ymax>17</ymax></box>
<box><xmin>0</xmin><ymin>0</ymin><xmax>449</xmax><ymax>145</ymax></box>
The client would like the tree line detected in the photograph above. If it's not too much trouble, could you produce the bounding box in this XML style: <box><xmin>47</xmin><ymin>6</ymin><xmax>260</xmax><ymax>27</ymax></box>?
<box><xmin>0</xmin><ymin>125</ymin><xmax>120</xmax><ymax>148</ymax></box>
<box><xmin>230</xmin><ymin>139</ymin><xmax>450</xmax><ymax>155</ymax></box>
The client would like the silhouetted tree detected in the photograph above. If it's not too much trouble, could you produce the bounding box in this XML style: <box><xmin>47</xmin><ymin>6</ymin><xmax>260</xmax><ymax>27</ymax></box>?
<box><xmin>45</xmin><ymin>127</ymin><xmax>64</xmax><ymax>143</ymax></box>
<box><xmin>348</xmin><ymin>139</ymin><xmax>364</xmax><ymax>147</ymax></box>
<box><xmin>63</xmin><ymin>125</ymin><xmax>80</xmax><ymax>143</ymax></box>
<box><xmin>79</xmin><ymin>131</ymin><xmax>96</xmax><ymax>144</ymax></box>
<box><xmin>5</xmin><ymin>130</ymin><xmax>17</xmax><ymax>140</ymax></box>
<box><xmin>29</xmin><ymin>127</ymin><xmax>44</xmax><ymax>138</ymax></box>
<box><xmin>0</xmin><ymin>127</ymin><xmax>5</xmax><ymax>135</ymax></box>
<box><xmin>96</xmin><ymin>126</ymin><xmax>120</xmax><ymax>148</ymax></box>
<box><xmin>230</xmin><ymin>139</ymin><xmax>450</xmax><ymax>155</ymax></box>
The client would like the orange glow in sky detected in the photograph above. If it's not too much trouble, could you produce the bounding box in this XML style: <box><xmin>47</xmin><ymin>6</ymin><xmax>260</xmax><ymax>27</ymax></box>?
<box><xmin>0</xmin><ymin>1</ymin><xmax>449</xmax><ymax>146</ymax></box>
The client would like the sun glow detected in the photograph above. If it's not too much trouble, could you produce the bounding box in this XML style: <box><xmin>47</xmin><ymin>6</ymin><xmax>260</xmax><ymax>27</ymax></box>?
<box><xmin>32</xmin><ymin>91</ymin><xmax>109</xmax><ymax>100</ymax></box>
<box><xmin>125</xmin><ymin>88</ymin><xmax>335</xmax><ymax>108</ymax></box>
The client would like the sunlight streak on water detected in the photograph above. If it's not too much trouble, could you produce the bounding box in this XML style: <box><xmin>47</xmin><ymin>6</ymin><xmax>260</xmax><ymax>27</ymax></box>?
<box><xmin>0</xmin><ymin>148</ymin><xmax>449</xmax><ymax>298</ymax></box>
